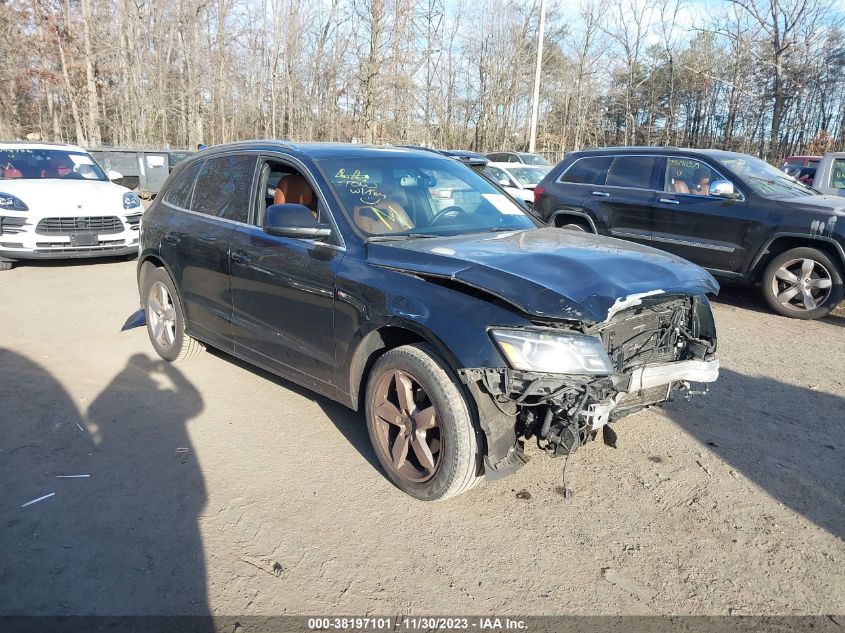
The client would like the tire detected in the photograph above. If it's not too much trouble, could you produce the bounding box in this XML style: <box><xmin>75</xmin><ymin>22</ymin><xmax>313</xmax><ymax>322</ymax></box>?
<box><xmin>365</xmin><ymin>344</ymin><xmax>481</xmax><ymax>501</ymax></box>
<box><xmin>762</xmin><ymin>247</ymin><xmax>844</xmax><ymax>320</ymax></box>
<box><xmin>142</xmin><ymin>267</ymin><xmax>205</xmax><ymax>362</ymax></box>
<box><xmin>0</xmin><ymin>260</ymin><xmax>13</xmax><ymax>271</ymax></box>
<box><xmin>560</xmin><ymin>223</ymin><xmax>587</xmax><ymax>232</ymax></box>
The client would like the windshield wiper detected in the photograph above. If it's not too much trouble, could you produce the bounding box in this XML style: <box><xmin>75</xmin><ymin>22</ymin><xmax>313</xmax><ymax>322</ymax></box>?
<box><xmin>365</xmin><ymin>232</ymin><xmax>440</xmax><ymax>243</ymax></box>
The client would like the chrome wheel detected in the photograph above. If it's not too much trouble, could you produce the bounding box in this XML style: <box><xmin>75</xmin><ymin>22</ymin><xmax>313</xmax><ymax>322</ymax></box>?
<box><xmin>371</xmin><ymin>369</ymin><xmax>442</xmax><ymax>483</ymax></box>
<box><xmin>771</xmin><ymin>258</ymin><xmax>833</xmax><ymax>312</ymax></box>
<box><xmin>147</xmin><ymin>281</ymin><xmax>177</xmax><ymax>348</ymax></box>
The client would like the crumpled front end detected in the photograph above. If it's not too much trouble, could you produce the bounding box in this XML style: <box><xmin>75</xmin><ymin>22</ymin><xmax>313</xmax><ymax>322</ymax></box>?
<box><xmin>459</xmin><ymin>294</ymin><xmax>718</xmax><ymax>479</ymax></box>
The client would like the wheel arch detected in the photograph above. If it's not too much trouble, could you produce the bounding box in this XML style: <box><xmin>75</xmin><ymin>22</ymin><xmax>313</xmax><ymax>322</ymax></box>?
<box><xmin>548</xmin><ymin>208</ymin><xmax>597</xmax><ymax>232</ymax></box>
<box><xmin>347</xmin><ymin>323</ymin><xmax>463</xmax><ymax>412</ymax></box>
<box><xmin>749</xmin><ymin>234</ymin><xmax>845</xmax><ymax>282</ymax></box>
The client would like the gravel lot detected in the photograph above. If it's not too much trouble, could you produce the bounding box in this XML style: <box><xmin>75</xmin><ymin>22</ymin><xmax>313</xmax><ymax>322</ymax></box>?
<box><xmin>1</xmin><ymin>258</ymin><xmax>843</xmax><ymax>617</ymax></box>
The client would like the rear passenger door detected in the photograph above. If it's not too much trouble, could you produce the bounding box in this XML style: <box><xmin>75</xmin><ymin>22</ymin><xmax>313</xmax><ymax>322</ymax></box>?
<box><xmin>583</xmin><ymin>155</ymin><xmax>659</xmax><ymax>246</ymax></box>
<box><xmin>158</xmin><ymin>153</ymin><xmax>258</xmax><ymax>351</ymax></box>
<box><xmin>651</xmin><ymin>156</ymin><xmax>748</xmax><ymax>272</ymax></box>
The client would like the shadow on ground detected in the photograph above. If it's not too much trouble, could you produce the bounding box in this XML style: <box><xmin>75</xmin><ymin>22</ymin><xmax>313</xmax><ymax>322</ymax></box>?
<box><xmin>663</xmin><ymin>368</ymin><xmax>845</xmax><ymax>540</ymax></box>
<box><xmin>0</xmin><ymin>350</ymin><xmax>210</xmax><ymax>618</ymax></box>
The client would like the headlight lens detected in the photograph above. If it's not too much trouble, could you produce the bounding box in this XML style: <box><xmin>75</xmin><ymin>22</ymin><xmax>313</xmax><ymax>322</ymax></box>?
<box><xmin>123</xmin><ymin>192</ymin><xmax>141</xmax><ymax>209</ymax></box>
<box><xmin>491</xmin><ymin>328</ymin><xmax>615</xmax><ymax>375</ymax></box>
<box><xmin>0</xmin><ymin>193</ymin><xmax>28</xmax><ymax>211</ymax></box>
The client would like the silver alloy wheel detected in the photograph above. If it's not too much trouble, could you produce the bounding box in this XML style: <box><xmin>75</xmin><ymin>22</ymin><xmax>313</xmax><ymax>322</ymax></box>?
<box><xmin>147</xmin><ymin>281</ymin><xmax>177</xmax><ymax>348</ymax></box>
<box><xmin>771</xmin><ymin>257</ymin><xmax>834</xmax><ymax>312</ymax></box>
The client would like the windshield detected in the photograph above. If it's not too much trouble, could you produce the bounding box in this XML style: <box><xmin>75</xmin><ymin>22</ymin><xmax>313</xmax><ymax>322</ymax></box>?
<box><xmin>518</xmin><ymin>153</ymin><xmax>550</xmax><ymax>166</ymax></box>
<box><xmin>0</xmin><ymin>148</ymin><xmax>107</xmax><ymax>181</ymax></box>
<box><xmin>506</xmin><ymin>166</ymin><xmax>549</xmax><ymax>187</ymax></box>
<box><xmin>717</xmin><ymin>154</ymin><xmax>813</xmax><ymax>198</ymax></box>
<box><xmin>317</xmin><ymin>155</ymin><xmax>537</xmax><ymax>237</ymax></box>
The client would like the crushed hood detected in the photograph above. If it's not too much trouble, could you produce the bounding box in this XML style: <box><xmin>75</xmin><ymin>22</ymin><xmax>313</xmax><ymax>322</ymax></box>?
<box><xmin>367</xmin><ymin>228</ymin><xmax>719</xmax><ymax>323</ymax></box>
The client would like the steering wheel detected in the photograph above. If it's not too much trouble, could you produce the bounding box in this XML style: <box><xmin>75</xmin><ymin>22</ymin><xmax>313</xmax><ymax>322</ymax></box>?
<box><xmin>60</xmin><ymin>171</ymin><xmax>84</xmax><ymax>180</ymax></box>
<box><xmin>429</xmin><ymin>205</ymin><xmax>467</xmax><ymax>227</ymax></box>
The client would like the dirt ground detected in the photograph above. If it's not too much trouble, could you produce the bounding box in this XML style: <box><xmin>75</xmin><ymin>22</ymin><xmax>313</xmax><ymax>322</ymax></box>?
<box><xmin>0</xmin><ymin>258</ymin><xmax>843</xmax><ymax>617</ymax></box>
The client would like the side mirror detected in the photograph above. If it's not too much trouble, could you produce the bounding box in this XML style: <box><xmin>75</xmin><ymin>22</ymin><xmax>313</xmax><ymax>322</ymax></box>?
<box><xmin>709</xmin><ymin>180</ymin><xmax>740</xmax><ymax>199</ymax></box>
<box><xmin>108</xmin><ymin>170</ymin><xmax>123</xmax><ymax>181</ymax></box>
<box><xmin>263</xmin><ymin>203</ymin><xmax>331</xmax><ymax>239</ymax></box>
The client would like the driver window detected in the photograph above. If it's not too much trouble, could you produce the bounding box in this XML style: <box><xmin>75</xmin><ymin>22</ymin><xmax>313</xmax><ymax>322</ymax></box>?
<box><xmin>255</xmin><ymin>160</ymin><xmax>326</xmax><ymax>227</ymax></box>
<box><xmin>665</xmin><ymin>158</ymin><xmax>721</xmax><ymax>196</ymax></box>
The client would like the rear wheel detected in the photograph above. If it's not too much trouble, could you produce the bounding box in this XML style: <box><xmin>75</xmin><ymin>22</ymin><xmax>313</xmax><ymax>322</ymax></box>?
<box><xmin>365</xmin><ymin>344</ymin><xmax>481</xmax><ymax>501</ymax></box>
<box><xmin>762</xmin><ymin>247</ymin><xmax>844</xmax><ymax>320</ymax></box>
<box><xmin>143</xmin><ymin>267</ymin><xmax>205</xmax><ymax>362</ymax></box>
<box><xmin>0</xmin><ymin>260</ymin><xmax>13</xmax><ymax>271</ymax></box>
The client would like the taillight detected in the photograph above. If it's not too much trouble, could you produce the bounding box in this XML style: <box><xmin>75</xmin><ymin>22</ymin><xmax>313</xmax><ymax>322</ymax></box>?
<box><xmin>534</xmin><ymin>184</ymin><xmax>545</xmax><ymax>205</ymax></box>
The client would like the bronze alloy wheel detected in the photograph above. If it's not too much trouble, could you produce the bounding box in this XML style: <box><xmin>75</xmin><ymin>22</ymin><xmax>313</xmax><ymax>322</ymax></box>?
<box><xmin>370</xmin><ymin>369</ymin><xmax>442</xmax><ymax>483</ymax></box>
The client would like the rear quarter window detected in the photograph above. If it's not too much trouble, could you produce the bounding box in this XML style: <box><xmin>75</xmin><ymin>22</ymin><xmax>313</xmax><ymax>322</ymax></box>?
<box><xmin>559</xmin><ymin>156</ymin><xmax>613</xmax><ymax>185</ymax></box>
<box><xmin>162</xmin><ymin>160</ymin><xmax>204</xmax><ymax>209</ymax></box>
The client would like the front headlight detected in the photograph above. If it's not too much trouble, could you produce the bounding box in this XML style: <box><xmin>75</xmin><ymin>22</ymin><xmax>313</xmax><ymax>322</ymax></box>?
<box><xmin>490</xmin><ymin>328</ymin><xmax>615</xmax><ymax>375</ymax></box>
<box><xmin>0</xmin><ymin>193</ymin><xmax>28</xmax><ymax>211</ymax></box>
<box><xmin>123</xmin><ymin>192</ymin><xmax>141</xmax><ymax>209</ymax></box>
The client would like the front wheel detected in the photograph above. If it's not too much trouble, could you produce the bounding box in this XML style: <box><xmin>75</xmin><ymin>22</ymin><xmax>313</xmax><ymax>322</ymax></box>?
<box><xmin>762</xmin><ymin>247</ymin><xmax>844</xmax><ymax>320</ymax></box>
<box><xmin>143</xmin><ymin>267</ymin><xmax>205</xmax><ymax>362</ymax></box>
<box><xmin>0</xmin><ymin>260</ymin><xmax>13</xmax><ymax>272</ymax></box>
<box><xmin>365</xmin><ymin>344</ymin><xmax>481</xmax><ymax>501</ymax></box>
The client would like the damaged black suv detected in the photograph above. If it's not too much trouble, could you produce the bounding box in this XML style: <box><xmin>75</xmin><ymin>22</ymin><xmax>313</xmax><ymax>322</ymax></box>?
<box><xmin>128</xmin><ymin>141</ymin><xmax>719</xmax><ymax>501</ymax></box>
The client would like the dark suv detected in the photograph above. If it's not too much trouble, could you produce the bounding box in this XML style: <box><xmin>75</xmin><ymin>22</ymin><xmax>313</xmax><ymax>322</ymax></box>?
<box><xmin>535</xmin><ymin>148</ymin><xmax>845</xmax><ymax>320</ymax></box>
<box><xmin>128</xmin><ymin>141</ymin><xmax>719</xmax><ymax>500</ymax></box>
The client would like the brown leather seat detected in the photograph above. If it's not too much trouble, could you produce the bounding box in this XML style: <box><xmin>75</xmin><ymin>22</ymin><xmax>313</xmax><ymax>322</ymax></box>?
<box><xmin>671</xmin><ymin>179</ymin><xmax>690</xmax><ymax>194</ymax></box>
<box><xmin>274</xmin><ymin>174</ymin><xmax>317</xmax><ymax>213</ymax></box>
<box><xmin>353</xmin><ymin>198</ymin><xmax>414</xmax><ymax>234</ymax></box>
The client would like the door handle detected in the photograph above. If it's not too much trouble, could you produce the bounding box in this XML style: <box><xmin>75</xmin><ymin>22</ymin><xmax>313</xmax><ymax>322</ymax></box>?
<box><xmin>590</xmin><ymin>191</ymin><xmax>610</xmax><ymax>197</ymax></box>
<box><xmin>230</xmin><ymin>251</ymin><xmax>250</xmax><ymax>265</ymax></box>
<box><xmin>164</xmin><ymin>232</ymin><xmax>180</xmax><ymax>244</ymax></box>
<box><xmin>658</xmin><ymin>198</ymin><xmax>680</xmax><ymax>205</ymax></box>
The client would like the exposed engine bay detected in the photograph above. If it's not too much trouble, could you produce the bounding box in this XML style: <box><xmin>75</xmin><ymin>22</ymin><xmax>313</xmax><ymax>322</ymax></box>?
<box><xmin>459</xmin><ymin>295</ymin><xmax>718</xmax><ymax>478</ymax></box>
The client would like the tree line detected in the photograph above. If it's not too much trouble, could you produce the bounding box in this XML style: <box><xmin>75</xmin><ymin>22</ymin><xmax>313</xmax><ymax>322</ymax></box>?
<box><xmin>2</xmin><ymin>0</ymin><xmax>844</xmax><ymax>162</ymax></box>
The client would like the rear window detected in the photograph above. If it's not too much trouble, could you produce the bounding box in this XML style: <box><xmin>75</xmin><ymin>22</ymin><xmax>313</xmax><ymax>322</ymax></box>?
<box><xmin>606</xmin><ymin>156</ymin><xmax>658</xmax><ymax>189</ymax></box>
<box><xmin>560</xmin><ymin>156</ymin><xmax>612</xmax><ymax>185</ymax></box>
<box><xmin>163</xmin><ymin>160</ymin><xmax>203</xmax><ymax>209</ymax></box>
<box><xmin>831</xmin><ymin>159</ymin><xmax>845</xmax><ymax>189</ymax></box>
<box><xmin>191</xmin><ymin>154</ymin><xmax>257</xmax><ymax>222</ymax></box>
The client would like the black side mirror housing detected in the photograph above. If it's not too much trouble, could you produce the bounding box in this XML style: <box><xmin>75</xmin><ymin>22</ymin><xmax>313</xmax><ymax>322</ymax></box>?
<box><xmin>263</xmin><ymin>204</ymin><xmax>331</xmax><ymax>239</ymax></box>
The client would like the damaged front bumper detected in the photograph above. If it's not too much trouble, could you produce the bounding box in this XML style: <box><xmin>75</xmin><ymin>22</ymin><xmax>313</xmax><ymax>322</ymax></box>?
<box><xmin>459</xmin><ymin>295</ymin><xmax>720</xmax><ymax>480</ymax></box>
<box><xmin>460</xmin><ymin>358</ymin><xmax>719</xmax><ymax>479</ymax></box>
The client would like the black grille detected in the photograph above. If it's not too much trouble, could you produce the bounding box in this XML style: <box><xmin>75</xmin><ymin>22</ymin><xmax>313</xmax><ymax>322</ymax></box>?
<box><xmin>36</xmin><ymin>216</ymin><xmax>124</xmax><ymax>235</ymax></box>
<box><xmin>601</xmin><ymin>299</ymin><xmax>689</xmax><ymax>371</ymax></box>
<box><xmin>125</xmin><ymin>213</ymin><xmax>142</xmax><ymax>228</ymax></box>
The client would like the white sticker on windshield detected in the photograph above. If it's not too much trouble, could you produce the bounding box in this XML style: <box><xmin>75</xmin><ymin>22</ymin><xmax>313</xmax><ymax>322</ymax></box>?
<box><xmin>482</xmin><ymin>193</ymin><xmax>523</xmax><ymax>215</ymax></box>
<box><xmin>69</xmin><ymin>154</ymin><xmax>95</xmax><ymax>166</ymax></box>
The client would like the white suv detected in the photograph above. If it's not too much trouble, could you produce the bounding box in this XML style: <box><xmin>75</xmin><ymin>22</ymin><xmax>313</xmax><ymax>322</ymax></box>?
<box><xmin>0</xmin><ymin>142</ymin><xmax>143</xmax><ymax>270</ymax></box>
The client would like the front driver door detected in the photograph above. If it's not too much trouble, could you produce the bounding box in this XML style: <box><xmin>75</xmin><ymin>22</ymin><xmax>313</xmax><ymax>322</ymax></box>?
<box><xmin>229</xmin><ymin>158</ymin><xmax>345</xmax><ymax>390</ymax></box>
<box><xmin>651</xmin><ymin>156</ymin><xmax>748</xmax><ymax>272</ymax></box>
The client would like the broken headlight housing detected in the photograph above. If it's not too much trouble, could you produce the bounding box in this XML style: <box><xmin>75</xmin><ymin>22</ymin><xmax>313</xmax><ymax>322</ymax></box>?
<box><xmin>490</xmin><ymin>329</ymin><xmax>614</xmax><ymax>375</ymax></box>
